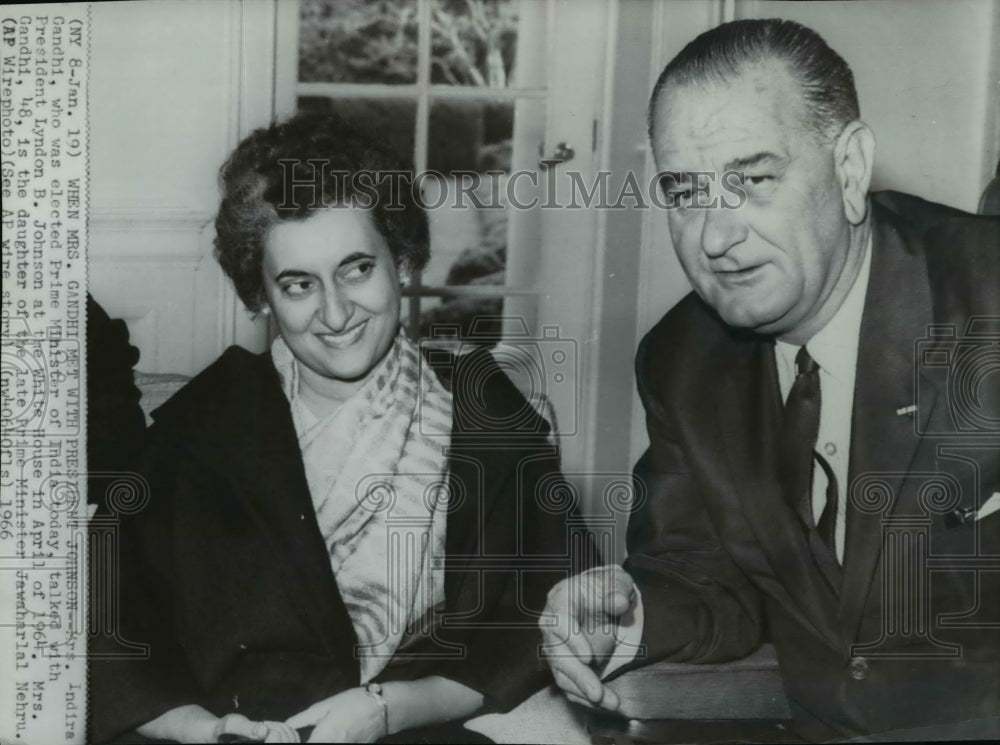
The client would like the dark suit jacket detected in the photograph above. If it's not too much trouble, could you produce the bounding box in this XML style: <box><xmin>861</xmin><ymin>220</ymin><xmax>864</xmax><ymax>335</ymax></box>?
<box><xmin>625</xmin><ymin>191</ymin><xmax>1000</xmax><ymax>741</ymax></box>
<box><xmin>89</xmin><ymin>344</ymin><xmax>586</xmax><ymax>743</ymax></box>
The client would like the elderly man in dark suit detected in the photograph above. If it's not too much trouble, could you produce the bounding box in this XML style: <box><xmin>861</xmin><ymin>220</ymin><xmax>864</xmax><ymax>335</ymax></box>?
<box><xmin>541</xmin><ymin>18</ymin><xmax>999</xmax><ymax>741</ymax></box>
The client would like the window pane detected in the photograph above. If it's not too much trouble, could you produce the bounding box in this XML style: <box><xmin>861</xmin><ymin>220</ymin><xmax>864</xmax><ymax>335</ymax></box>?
<box><xmin>427</xmin><ymin>99</ymin><xmax>513</xmax><ymax>173</ymax></box>
<box><xmin>296</xmin><ymin>96</ymin><xmax>417</xmax><ymax>164</ymax></box>
<box><xmin>430</xmin><ymin>0</ymin><xmax>520</xmax><ymax>87</ymax></box>
<box><xmin>422</xmin><ymin>98</ymin><xmax>513</xmax><ymax>302</ymax></box>
<box><xmin>299</xmin><ymin>0</ymin><xmax>418</xmax><ymax>84</ymax></box>
<box><xmin>422</xmin><ymin>95</ymin><xmax>546</xmax><ymax>290</ymax></box>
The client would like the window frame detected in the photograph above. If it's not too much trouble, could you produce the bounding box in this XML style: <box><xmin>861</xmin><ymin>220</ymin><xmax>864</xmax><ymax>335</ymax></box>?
<box><xmin>275</xmin><ymin>0</ymin><xmax>553</xmax><ymax>340</ymax></box>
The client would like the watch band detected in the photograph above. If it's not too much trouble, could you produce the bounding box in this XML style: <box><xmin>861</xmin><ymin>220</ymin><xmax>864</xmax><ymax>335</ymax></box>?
<box><xmin>364</xmin><ymin>681</ymin><xmax>389</xmax><ymax>737</ymax></box>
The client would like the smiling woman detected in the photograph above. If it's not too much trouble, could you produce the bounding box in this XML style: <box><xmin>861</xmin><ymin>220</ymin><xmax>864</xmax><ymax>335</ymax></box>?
<box><xmin>88</xmin><ymin>113</ymin><xmax>590</xmax><ymax>744</ymax></box>
<box><xmin>262</xmin><ymin>209</ymin><xmax>406</xmax><ymax>409</ymax></box>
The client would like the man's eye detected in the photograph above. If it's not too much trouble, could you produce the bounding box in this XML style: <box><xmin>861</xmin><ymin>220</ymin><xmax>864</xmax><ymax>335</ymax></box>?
<box><xmin>659</xmin><ymin>176</ymin><xmax>693</xmax><ymax>206</ymax></box>
<box><xmin>281</xmin><ymin>280</ymin><xmax>314</xmax><ymax>297</ymax></box>
<box><xmin>746</xmin><ymin>175</ymin><xmax>774</xmax><ymax>186</ymax></box>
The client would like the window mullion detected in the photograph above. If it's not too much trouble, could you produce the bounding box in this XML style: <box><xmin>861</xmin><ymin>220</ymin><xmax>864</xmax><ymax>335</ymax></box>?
<box><xmin>414</xmin><ymin>0</ymin><xmax>431</xmax><ymax>173</ymax></box>
<box><xmin>409</xmin><ymin>0</ymin><xmax>433</xmax><ymax>338</ymax></box>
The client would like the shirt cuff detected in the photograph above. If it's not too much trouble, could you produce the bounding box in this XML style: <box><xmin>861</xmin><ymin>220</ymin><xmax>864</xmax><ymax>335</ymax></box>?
<box><xmin>601</xmin><ymin>587</ymin><xmax>644</xmax><ymax>679</ymax></box>
<box><xmin>977</xmin><ymin>492</ymin><xmax>1000</xmax><ymax>521</ymax></box>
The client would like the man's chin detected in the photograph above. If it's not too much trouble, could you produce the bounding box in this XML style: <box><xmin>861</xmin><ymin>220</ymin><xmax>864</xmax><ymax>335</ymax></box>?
<box><xmin>715</xmin><ymin>305</ymin><xmax>790</xmax><ymax>336</ymax></box>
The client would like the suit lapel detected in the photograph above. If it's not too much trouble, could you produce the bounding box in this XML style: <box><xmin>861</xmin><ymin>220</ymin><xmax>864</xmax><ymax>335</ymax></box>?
<box><xmin>210</xmin><ymin>358</ymin><xmax>361</xmax><ymax>670</ymax></box>
<box><xmin>714</xmin><ymin>331</ymin><xmax>843</xmax><ymax>650</ymax></box>
<box><xmin>840</xmin><ymin>203</ymin><xmax>938</xmax><ymax>635</ymax></box>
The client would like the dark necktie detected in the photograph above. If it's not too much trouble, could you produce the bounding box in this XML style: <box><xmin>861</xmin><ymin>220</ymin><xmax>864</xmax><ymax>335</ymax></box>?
<box><xmin>781</xmin><ymin>347</ymin><xmax>821</xmax><ymax>527</ymax></box>
<box><xmin>781</xmin><ymin>347</ymin><xmax>840</xmax><ymax>563</ymax></box>
<box><xmin>814</xmin><ymin>451</ymin><xmax>839</xmax><ymax>559</ymax></box>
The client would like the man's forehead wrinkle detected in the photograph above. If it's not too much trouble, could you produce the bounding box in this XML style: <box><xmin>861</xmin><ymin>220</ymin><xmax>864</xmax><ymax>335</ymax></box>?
<box><xmin>656</xmin><ymin>111</ymin><xmax>778</xmax><ymax>175</ymax></box>
<box><xmin>684</xmin><ymin>95</ymin><xmax>749</xmax><ymax>143</ymax></box>
<box><xmin>657</xmin><ymin>63</ymin><xmax>812</xmax><ymax>164</ymax></box>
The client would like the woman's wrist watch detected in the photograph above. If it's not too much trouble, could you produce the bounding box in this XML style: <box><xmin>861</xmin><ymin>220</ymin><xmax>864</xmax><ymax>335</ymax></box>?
<box><xmin>364</xmin><ymin>682</ymin><xmax>389</xmax><ymax>737</ymax></box>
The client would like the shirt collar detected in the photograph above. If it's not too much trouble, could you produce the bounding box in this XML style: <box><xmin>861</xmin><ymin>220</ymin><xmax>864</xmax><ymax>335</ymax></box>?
<box><xmin>775</xmin><ymin>234</ymin><xmax>872</xmax><ymax>382</ymax></box>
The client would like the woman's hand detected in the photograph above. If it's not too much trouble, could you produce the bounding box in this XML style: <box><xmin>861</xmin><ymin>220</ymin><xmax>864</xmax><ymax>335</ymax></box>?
<box><xmin>212</xmin><ymin>714</ymin><xmax>300</xmax><ymax>743</ymax></box>
<box><xmin>285</xmin><ymin>688</ymin><xmax>385</xmax><ymax>743</ymax></box>
<box><xmin>137</xmin><ymin>706</ymin><xmax>299</xmax><ymax>743</ymax></box>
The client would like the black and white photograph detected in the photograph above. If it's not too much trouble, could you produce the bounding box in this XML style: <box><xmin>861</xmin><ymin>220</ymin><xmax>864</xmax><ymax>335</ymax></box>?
<box><xmin>1</xmin><ymin>1</ymin><xmax>998</xmax><ymax>743</ymax></box>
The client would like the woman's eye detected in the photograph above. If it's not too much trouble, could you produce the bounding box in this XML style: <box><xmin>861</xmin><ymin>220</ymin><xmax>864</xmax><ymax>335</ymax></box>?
<box><xmin>341</xmin><ymin>259</ymin><xmax>376</xmax><ymax>282</ymax></box>
<box><xmin>281</xmin><ymin>280</ymin><xmax>314</xmax><ymax>297</ymax></box>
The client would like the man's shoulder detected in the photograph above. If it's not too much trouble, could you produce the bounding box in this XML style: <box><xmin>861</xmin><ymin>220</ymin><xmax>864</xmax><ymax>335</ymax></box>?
<box><xmin>874</xmin><ymin>190</ymin><xmax>973</xmax><ymax>226</ymax></box>
<box><xmin>636</xmin><ymin>293</ymin><xmax>740</xmax><ymax>389</ymax></box>
<box><xmin>873</xmin><ymin>190</ymin><xmax>999</xmax><ymax>319</ymax></box>
<box><xmin>873</xmin><ymin>190</ymin><xmax>998</xmax><ymax>262</ymax></box>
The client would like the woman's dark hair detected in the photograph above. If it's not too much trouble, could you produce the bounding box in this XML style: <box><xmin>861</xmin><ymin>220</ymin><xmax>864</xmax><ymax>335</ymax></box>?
<box><xmin>214</xmin><ymin>113</ymin><xmax>429</xmax><ymax>312</ymax></box>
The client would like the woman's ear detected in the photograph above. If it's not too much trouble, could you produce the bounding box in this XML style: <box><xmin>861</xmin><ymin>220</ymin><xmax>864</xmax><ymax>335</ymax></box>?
<box><xmin>834</xmin><ymin>120</ymin><xmax>875</xmax><ymax>225</ymax></box>
<box><xmin>398</xmin><ymin>264</ymin><xmax>412</xmax><ymax>286</ymax></box>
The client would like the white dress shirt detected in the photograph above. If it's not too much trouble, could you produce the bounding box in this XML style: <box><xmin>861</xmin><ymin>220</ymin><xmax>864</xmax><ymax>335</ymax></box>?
<box><xmin>773</xmin><ymin>239</ymin><xmax>872</xmax><ymax>563</ymax></box>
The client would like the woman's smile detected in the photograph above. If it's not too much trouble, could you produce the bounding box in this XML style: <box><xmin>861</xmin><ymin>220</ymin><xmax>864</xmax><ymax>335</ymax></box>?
<box><xmin>314</xmin><ymin>318</ymin><xmax>368</xmax><ymax>349</ymax></box>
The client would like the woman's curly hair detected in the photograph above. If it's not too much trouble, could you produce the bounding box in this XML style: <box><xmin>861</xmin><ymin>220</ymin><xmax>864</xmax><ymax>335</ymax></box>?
<box><xmin>214</xmin><ymin>112</ymin><xmax>429</xmax><ymax>312</ymax></box>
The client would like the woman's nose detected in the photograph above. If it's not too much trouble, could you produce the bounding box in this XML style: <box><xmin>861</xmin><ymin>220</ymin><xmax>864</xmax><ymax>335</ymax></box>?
<box><xmin>319</xmin><ymin>285</ymin><xmax>352</xmax><ymax>330</ymax></box>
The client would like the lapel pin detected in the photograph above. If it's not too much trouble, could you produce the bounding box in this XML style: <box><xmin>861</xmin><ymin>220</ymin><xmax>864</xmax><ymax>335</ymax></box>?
<box><xmin>896</xmin><ymin>404</ymin><xmax>917</xmax><ymax>417</ymax></box>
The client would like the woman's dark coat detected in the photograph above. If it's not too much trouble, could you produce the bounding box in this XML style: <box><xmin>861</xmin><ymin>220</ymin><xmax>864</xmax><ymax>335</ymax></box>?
<box><xmin>89</xmin><ymin>345</ymin><xmax>586</xmax><ymax>743</ymax></box>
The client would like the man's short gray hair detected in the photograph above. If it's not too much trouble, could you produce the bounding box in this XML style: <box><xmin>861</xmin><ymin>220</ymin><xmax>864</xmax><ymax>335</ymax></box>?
<box><xmin>649</xmin><ymin>19</ymin><xmax>860</xmax><ymax>144</ymax></box>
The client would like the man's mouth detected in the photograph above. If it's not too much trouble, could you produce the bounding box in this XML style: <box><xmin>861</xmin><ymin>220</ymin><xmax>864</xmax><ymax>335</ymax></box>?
<box><xmin>315</xmin><ymin>319</ymin><xmax>368</xmax><ymax>349</ymax></box>
<box><xmin>715</xmin><ymin>263</ymin><xmax>765</xmax><ymax>283</ymax></box>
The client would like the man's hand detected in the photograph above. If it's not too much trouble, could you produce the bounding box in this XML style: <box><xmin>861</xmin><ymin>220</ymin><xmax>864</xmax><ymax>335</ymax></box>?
<box><xmin>540</xmin><ymin>565</ymin><xmax>636</xmax><ymax>713</ymax></box>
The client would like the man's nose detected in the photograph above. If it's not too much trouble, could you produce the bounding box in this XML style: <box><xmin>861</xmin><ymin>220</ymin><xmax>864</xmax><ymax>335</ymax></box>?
<box><xmin>700</xmin><ymin>205</ymin><xmax>748</xmax><ymax>258</ymax></box>
<box><xmin>319</xmin><ymin>285</ymin><xmax>352</xmax><ymax>330</ymax></box>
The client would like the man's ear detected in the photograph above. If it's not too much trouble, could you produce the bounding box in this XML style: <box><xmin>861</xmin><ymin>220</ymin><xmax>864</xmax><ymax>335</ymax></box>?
<box><xmin>834</xmin><ymin>120</ymin><xmax>875</xmax><ymax>225</ymax></box>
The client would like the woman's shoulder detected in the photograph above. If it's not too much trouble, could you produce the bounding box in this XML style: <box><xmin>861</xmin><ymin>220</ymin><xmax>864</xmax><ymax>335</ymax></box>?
<box><xmin>424</xmin><ymin>344</ymin><xmax>553</xmax><ymax>439</ymax></box>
